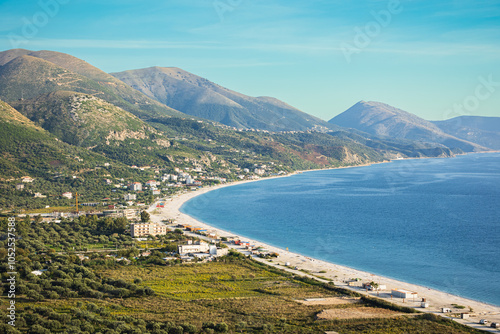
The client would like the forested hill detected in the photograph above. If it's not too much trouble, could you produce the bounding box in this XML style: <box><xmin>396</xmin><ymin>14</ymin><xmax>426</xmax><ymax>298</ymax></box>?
<box><xmin>0</xmin><ymin>49</ymin><xmax>480</xmax><ymax>210</ymax></box>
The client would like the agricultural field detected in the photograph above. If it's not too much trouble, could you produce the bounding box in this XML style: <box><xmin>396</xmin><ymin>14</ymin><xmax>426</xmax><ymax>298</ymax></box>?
<box><xmin>53</xmin><ymin>256</ymin><xmax>484</xmax><ymax>333</ymax></box>
<box><xmin>0</xmin><ymin>220</ymin><xmax>487</xmax><ymax>333</ymax></box>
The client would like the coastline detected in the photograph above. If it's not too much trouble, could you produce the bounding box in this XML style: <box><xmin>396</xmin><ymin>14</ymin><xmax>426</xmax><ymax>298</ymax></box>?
<box><xmin>148</xmin><ymin>160</ymin><xmax>500</xmax><ymax>330</ymax></box>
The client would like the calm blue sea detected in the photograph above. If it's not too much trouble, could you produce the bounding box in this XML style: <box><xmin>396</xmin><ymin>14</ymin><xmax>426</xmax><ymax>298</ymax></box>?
<box><xmin>181</xmin><ymin>153</ymin><xmax>500</xmax><ymax>306</ymax></box>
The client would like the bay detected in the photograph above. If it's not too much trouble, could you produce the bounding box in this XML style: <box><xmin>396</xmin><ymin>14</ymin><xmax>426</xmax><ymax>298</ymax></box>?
<box><xmin>181</xmin><ymin>153</ymin><xmax>500</xmax><ymax>306</ymax></box>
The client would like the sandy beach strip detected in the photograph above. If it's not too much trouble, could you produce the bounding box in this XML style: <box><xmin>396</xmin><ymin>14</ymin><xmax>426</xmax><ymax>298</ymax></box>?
<box><xmin>148</xmin><ymin>176</ymin><xmax>500</xmax><ymax>331</ymax></box>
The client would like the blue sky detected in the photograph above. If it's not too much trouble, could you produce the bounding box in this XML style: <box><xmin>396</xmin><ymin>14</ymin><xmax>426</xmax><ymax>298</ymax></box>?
<box><xmin>0</xmin><ymin>0</ymin><xmax>499</xmax><ymax>120</ymax></box>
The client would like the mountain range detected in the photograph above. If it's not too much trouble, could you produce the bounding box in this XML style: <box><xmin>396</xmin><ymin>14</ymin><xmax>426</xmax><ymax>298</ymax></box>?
<box><xmin>328</xmin><ymin>101</ymin><xmax>488</xmax><ymax>152</ymax></box>
<box><xmin>111</xmin><ymin>66</ymin><xmax>333</xmax><ymax>132</ymax></box>
<box><xmin>432</xmin><ymin>116</ymin><xmax>500</xmax><ymax>150</ymax></box>
<box><xmin>0</xmin><ymin>48</ymin><xmax>498</xmax><ymax>208</ymax></box>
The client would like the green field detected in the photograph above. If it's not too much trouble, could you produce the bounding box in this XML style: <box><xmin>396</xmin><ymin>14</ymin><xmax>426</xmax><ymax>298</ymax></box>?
<box><xmin>17</xmin><ymin>257</ymin><xmax>483</xmax><ymax>334</ymax></box>
<box><xmin>0</xmin><ymin>219</ymin><xmax>486</xmax><ymax>333</ymax></box>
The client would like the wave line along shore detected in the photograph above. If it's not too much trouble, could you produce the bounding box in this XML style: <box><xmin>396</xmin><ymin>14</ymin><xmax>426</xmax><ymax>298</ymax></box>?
<box><xmin>148</xmin><ymin>165</ymin><xmax>500</xmax><ymax>331</ymax></box>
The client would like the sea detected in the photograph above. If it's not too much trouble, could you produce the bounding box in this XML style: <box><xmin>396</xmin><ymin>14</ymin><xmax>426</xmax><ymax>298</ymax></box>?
<box><xmin>181</xmin><ymin>153</ymin><xmax>500</xmax><ymax>306</ymax></box>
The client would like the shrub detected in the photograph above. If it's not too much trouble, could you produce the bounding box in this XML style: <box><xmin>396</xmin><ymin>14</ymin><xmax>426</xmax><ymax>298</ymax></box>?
<box><xmin>168</xmin><ymin>326</ymin><xmax>184</xmax><ymax>334</ymax></box>
<box><xmin>215</xmin><ymin>322</ymin><xmax>229</xmax><ymax>333</ymax></box>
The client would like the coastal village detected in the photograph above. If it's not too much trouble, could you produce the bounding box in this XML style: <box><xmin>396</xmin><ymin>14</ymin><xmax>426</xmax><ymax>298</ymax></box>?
<box><xmin>11</xmin><ymin>160</ymin><xmax>284</xmax><ymax>222</ymax></box>
<box><xmin>8</xmin><ymin>164</ymin><xmax>500</xmax><ymax>333</ymax></box>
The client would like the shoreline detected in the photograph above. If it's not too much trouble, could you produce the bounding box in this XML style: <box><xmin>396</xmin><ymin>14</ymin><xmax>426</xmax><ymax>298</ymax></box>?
<box><xmin>148</xmin><ymin>157</ymin><xmax>500</xmax><ymax>330</ymax></box>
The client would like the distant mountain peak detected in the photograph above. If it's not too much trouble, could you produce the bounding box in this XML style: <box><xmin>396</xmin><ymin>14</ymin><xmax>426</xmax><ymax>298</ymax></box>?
<box><xmin>329</xmin><ymin>101</ymin><xmax>485</xmax><ymax>152</ymax></box>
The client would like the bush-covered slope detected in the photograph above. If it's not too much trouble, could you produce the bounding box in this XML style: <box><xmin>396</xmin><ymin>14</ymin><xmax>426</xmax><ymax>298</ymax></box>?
<box><xmin>10</xmin><ymin>91</ymin><xmax>159</xmax><ymax>147</ymax></box>
<box><xmin>0</xmin><ymin>51</ymin><xmax>184</xmax><ymax>119</ymax></box>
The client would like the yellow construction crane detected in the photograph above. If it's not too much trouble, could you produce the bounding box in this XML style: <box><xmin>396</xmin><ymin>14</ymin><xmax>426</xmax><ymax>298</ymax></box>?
<box><xmin>75</xmin><ymin>192</ymin><xmax>79</xmax><ymax>213</ymax></box>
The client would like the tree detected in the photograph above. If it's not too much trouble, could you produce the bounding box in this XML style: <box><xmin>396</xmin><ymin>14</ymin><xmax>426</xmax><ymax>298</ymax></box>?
<box><xmin>140</xmin><ymin>211</ymin><xmax>150</xmax><ymax>223</ymax></box>
<box><xmin>168</xmin><ymin>326</ymin><xmax>184</xmax><ymax>334</ymax></box>
<box><xmin>181</xmin><ymin>323</ymin><xmax>197</xmax><ymax>334</ymax></box>
<box><xmin>27</xmin><ymin>290</ymin><xmax>43</xmax><ymax>302</ymax></box>
<box><xmin>215</xmin><ymin>322</ymin><xmax>229</xmax><ymax>333</ymax></box>
<box><xmin>28</xmin><ymin>324</ymin><xmax>50</xmax><ymax>334</ymax></box>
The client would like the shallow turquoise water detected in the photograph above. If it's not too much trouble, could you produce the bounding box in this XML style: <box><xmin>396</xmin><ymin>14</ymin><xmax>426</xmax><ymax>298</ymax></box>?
<box><xmin>181</xmin><ymin>153</ymin><xmax>500</xmax><ymax>306</ymax></box>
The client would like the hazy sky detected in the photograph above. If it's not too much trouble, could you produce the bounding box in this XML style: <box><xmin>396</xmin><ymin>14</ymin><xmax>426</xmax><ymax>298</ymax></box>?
<box><xmin>0</xmin><ymin>0</ymin><xmax>499</xmax><ymax>121</ymax></box>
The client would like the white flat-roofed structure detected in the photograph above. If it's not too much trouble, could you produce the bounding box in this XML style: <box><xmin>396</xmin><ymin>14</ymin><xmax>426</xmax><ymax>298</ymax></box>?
<box><xmin>62</xmin><ymin>192</ymin><xmax>73</xmax><ymax>199</ymax></box>
<box><xmin>124</xmin><ymin>193</ymin><xmax>137</xmax><ymax>201</ymax></box>
<box><xmin>130</xmin><ymin>182</ymin><xmax>142</xmax><ymax>191</ymax></box>
<box><xmin>178</xmin><ymin>242</ymin><xmax>209</xmax><ymax>255</ymax></box>
<box><xmin>391</xmin><ymin>289</ymin><xmax>418</xmax><ymax>299</ymax></box>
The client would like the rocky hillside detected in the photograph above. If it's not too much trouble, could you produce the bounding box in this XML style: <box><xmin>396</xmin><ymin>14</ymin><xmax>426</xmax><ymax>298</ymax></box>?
<box><xmin>10</xmin><ymin>91</ymin><xmax>164</xmax><ymax>147</ymax></box>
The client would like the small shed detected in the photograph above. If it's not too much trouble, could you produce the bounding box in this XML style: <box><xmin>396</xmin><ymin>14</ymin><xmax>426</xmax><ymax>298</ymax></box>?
<box><xmin>348</xmin><ymin>279</ymin><xmax>363</xmax><ymax>287</ymax></box>
<box><xmin>461</xmin><ymin>313</ymin><xmax>469</xmax><ymax>319</ymax></box>
<box><xmin>391</xmin><ymin>289</ymin><xmax>418</xmax><ymax>300</ymax></box>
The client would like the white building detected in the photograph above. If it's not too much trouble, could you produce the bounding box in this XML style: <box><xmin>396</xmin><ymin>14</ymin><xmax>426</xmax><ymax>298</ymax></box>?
<box><xmin>146</xmin><ymin>180</ymin><xmax>158</xmax><ymax>187</ymax></box>
<box><xmin>62</xmin><ymin>192</ymin><xmax>73</xmax><ymax>199</ymax></box>
<box><xmin>391</xmin><ymin>289</ymin><xmax>418</xmax><ymax>299</ymax></box>
<box><xmin>21</xmin><ymin>176</ymin><xmax>35</xmax><ymax>183</ymax></box>
<box><xmin>130</xmin><ymin>182</ymin><xmax>142</xmax><ymax>191</ymax></box>
<box><xmin>122</xmin><ymin>209</ymin><xmax>138</xmax><ymax>220</ymax></box>
<box><xmin>178</xmin><ymin>241</ymin><xmax>210</xmax><ymax>255</ymax></box>
<box><xmin>124</xmin><ymin>193</ymin><xmax>137</xmax><ymax>201</ymax></box>
<box><xmin>254</xmin><ymin>168</ymin><xmax>265</xmax><ymax>175</ymax></box>
<box><xmin>130</xmin><ymin>222</ymin><xmax>167</xmax><ymax>237</ymax></box>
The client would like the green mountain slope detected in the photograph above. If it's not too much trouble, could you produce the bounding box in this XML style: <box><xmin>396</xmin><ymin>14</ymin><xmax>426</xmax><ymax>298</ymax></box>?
<box><xmin>111</xmin><ymin>66</ymin><xmax>335</xmax><ymax>132</ymax></box>
<box><xmin>0</xmin><ymin>97</ymin><xmax>76</xmax><ymax>178</ymax></box>
<box><xmin>0</xmin><ymin>49</ymin><xmax>184</xmax><ymax>119</ymax></box>
<box><xmin>10</xmin><ymin>91</ymin><xmax>158</xmax><ymax>147</ymax></box>
<box><xmin>0</xmin><ymin>97</ymin><xmax>117</xmax><ymax>181</ymax></box>
<box><xmin>329</xmin><ymin>101</ymin><xmax>485</xmax><ymax>152</ymax></box>
<box><xmin>0</xmin><ymin>48</ymin><xmax>476</xmax><ymax>211</ymax></box>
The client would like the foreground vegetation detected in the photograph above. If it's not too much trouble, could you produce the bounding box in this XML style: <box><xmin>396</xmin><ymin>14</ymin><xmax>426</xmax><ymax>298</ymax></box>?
<box><xmin>0</xmin><ymin>218</ymin><xmax>486</xmax><ymax>333</ymax></box>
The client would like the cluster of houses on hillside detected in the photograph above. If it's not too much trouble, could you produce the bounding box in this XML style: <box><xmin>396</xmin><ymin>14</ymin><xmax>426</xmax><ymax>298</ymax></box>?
<box><xmin>126</xmin><ymin>170</ymin><xmax>210</xmax><ymax>196</ymax></box>
<box><xmin>16</xmin><ymin>208</ymin><xmax>139</xmax><ymax>223</ymax></box>
<box><xmin>234</xmin><ymin>163</ymin><xmax>287</xmax><ymax>180</ymax></box>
